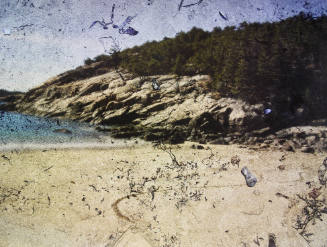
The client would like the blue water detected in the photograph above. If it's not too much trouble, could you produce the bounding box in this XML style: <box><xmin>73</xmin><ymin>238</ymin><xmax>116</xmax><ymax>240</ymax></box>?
<box><xmin>0</xmin><ymin>109</ymin><xmax>121</xmax><ymax>150</ymax></box>
<box><xmin>0</xmin><ymin>110</ymin><xmax>105</xmax><ymax>141</ymax></box>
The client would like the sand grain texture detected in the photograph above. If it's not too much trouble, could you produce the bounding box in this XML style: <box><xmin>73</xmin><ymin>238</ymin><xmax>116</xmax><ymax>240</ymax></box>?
<box><xmin>0</xmin><ymin>143</ymin><xmax>326</xmax><ymax>246</ymax></box>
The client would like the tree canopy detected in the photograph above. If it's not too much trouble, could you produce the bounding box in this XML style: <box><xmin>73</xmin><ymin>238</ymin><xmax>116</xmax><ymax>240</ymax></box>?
<box><xmin>85</xmin><ymin>13</ymin><xmax>327</xmax><ymax>119</ymax></box>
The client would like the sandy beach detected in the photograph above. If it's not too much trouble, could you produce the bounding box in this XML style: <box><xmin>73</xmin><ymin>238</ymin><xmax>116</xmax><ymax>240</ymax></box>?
<box><xmin>0</xmin><ymin>142</ymin><xmax>326</xmax><ymax>247</ymax></box>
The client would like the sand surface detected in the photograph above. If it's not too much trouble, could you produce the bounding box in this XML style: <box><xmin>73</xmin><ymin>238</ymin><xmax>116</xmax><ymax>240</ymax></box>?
<box><xmin>0</xmin><ymin>142</ymin><xmax>326</xmax><ymax>247</ymax></box>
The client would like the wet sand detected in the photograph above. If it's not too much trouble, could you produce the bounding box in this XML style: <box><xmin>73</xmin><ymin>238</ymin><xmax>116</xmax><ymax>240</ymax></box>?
<box><xmin>0</xmin><ymin>142</ymin><xmax>326</xmax><ymax>246</ymax></box>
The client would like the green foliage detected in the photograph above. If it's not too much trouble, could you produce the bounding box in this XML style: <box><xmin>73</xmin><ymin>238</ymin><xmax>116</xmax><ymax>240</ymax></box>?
<box><xmin>0</xmin><ymin>89</ymin><xmax>22</xmax><ymax>97</ymax></box>
<box><xmin>94</xmin><ymin>54</ymin><xmax>110</xmax><ymax>63</ymax></box>
<box><xmin>84</xmin><ymin>57</ymin><xmax>93</xmax><ymax>65</ymax></box>
<box><xmin>85</xmin><ymin>13</ymin><xmax>327</xmax><ymax>117</ymax></box>
<box><xmin>173</xmin><ymin>54</ymin><xmax>184</xmax><ymax>76</ymax></box>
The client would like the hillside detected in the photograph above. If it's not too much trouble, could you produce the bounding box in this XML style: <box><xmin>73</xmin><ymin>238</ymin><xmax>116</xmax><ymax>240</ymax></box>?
<box><xmin>0</xmin><ymin>89</ymin><xmax>23</xmax><ymax>99</ymax></box>
<box><xmin>85</xmin><ymin>12</ymin><xmax>327</xmax><ymax>121</ymax></box>
<box><xmin>1</xmin><ymin>13</ymin><xmax>327</xmax><ymax>151</ymax></box>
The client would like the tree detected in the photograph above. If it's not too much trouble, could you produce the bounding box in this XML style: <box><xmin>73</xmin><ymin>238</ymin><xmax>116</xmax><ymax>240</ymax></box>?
<box><xmin>84</xmin><ymin>57</ymin><xmax>93</xmax><ymax>65</ymax></box>
<box><xmin>173</xmin><ymin>54</ymin><xmax>185</xmax><ymax>76</ymax></box>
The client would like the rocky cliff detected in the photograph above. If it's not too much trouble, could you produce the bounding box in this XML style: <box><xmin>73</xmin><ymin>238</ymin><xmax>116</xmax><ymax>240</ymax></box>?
<box><xmin>0</xmin><ymin>89</ymin><xmax>23</xmax><ymax>106</ymax></box>
<box><xmin>1</xmin><ymin>65</ymin><xmax>326</xmax><ymax>152</ymax></box>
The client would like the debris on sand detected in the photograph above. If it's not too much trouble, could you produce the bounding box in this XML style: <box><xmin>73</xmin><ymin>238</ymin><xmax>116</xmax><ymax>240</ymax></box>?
<box><xmin>318</xmin><ymin>157</ymin><xmax>327</xmax><ymax>186</ymax></box>
<box><xmin>294</xmin><ymin>192</ymin><xmax>327</xmax><ymax>243</ymax></box>
<box><xmin>268</xmin><ymin>233</ymin><xmax>277</xmax><ymax>247</ymax></box>
<box><xmin>241</xmin><ymin>166</ymin><xmax>257</xmax><ymax>187</ymax></box>
<box><xmin>231</xmin><ymin>155</ymin><xmax>240</xmax><ymax>167</ymax></box>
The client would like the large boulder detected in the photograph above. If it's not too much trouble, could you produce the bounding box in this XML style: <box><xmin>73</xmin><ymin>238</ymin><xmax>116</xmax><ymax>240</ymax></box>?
<box><xmin>189</xmin><ymin>112</ymin><xmax>222</xmax><ymax>133</ymax></box>
<box><xmin>211</xmin><ymin>98</ymin><xmax>265</xmax><ymax>133</ymax></box>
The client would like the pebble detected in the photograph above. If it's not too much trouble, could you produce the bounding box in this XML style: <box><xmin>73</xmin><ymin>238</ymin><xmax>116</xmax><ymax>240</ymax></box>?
<box><xmin>241</xmin><ymin>166</ymin><xmax>257</xmax><ymax>187</ymax></box>
<box><xmin>300</xmin><ymin>146</ymin><xmax>314</xmax><ymax>153</ymax></box>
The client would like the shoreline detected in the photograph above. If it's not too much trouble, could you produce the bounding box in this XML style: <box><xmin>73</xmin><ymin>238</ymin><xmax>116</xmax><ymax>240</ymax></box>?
<box><xmin>0</xmin><ymin>137</ymin><xmax>146</xmax><ymax>152</ymax></box>
<box><xmin>1</xmin><ymin>143</ymin><xmax>326</xmax><ymax>246</ymax></box>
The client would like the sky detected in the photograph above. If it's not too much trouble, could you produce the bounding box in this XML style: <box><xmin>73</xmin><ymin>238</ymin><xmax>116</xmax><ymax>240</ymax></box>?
<box><xmin>0</xmin><ymin>0</ymin><xmax>326</xmax><ymax>92</ymax></box>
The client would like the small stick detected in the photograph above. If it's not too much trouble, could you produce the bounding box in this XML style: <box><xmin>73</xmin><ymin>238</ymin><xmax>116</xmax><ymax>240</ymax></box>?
<box><xmin>275</xmin><ymin>192</ymin><xmax>289</xmax><ymax>199</ymax></box>
<box><xmin>89</xmin><ymin>184</ymin><xmax>99</xmax><ymax>192</ymax></box>
<box><xmin>44</xmin><ymin>165</ymin><xmax>54</xmax><ymax>172</ymax></box>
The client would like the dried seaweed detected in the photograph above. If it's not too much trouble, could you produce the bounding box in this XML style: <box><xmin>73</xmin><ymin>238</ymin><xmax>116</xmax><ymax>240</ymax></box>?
<box><xmin>294</xmin><ymin>193</ymin><xmax>327</xmax><ymax>243</ymax></box>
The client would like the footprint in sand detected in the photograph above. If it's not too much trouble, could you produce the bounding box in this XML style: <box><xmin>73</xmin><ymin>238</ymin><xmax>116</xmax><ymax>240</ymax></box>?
<box><xmin>113</xmin><ymin>231</ymin><xmax>152</xmax><ymax>247</ymax></box>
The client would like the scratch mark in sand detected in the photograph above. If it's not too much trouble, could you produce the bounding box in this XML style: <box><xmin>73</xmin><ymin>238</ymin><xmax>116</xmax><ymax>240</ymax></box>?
<box><xmin>240</xmin><ymin>205</ymin><xmax>265</xmax><ymax>216</ymax></box>
<box><xmin>111</xmin><ymin>194</ymin><xmax>139</xmax><ymax>222</ymax></box>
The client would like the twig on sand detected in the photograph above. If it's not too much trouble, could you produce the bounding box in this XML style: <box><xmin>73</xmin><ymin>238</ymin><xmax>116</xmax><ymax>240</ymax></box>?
<box><xmin>154</xmin><ymin>142</ymin><xmax>179</xmax><ymax>167</ymax></box>
<box><xmin>294</xmin><ymin>193</ymin><xmax>327</xmax><ymax>243</ymax></box>
<box><xmin>44</xmin><ymin>165</ymin><xmax>54</xmax><ymax>172</ymax></box>
<box><xmin>1</xmin><ymin>154</ymin><xmax>11</xmax><ymax>165</ymax></box>
<box><xmin>275</xmin><ymin>192</ymin><xmax>289</xmax><ymax>199</ymax></box>
<box><xmin>1</xmin><ymin>154</ymin><xmax>10</xmax><ymax>162</ymax></box>
<box><xmin>89</xmin><ymin>184</ymin><xmax>100</xmax><ymax>192</ymax></box>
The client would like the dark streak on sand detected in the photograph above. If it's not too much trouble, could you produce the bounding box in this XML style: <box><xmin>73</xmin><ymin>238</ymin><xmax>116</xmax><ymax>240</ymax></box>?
<box><xmin>111</xmin><ymin>194</ymin><xmax>139</xmax><ymax>222</ymax></box>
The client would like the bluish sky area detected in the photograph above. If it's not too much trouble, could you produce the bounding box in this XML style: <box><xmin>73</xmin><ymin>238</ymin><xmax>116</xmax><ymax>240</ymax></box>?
<box><xmin>0</xmin><ymin>0</ymin><xmax>326</xmax><ymax>91</ymax></box>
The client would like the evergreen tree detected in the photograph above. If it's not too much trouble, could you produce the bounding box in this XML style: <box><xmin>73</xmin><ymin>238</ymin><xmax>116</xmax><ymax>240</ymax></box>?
<box><xmin>173</xmin><ymin>54</ymin><xmax>184</xmax><ymax>75</ymax></box>
<box><xmin>82</xmin><ymin>13</ymin><xmax>327</xmax><ymax>108</ymax></box>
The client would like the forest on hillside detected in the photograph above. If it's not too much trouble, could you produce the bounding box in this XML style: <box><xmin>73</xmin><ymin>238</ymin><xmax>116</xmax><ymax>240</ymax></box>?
<box><xmin>0</xmin><ymin>89</ymin><xmax>22</xmax><ymax>97</ymax></box>
<box><xmin>85</xmin><ymin>13</ymin><xmax>327</xmax><ymax>121</ymax></box>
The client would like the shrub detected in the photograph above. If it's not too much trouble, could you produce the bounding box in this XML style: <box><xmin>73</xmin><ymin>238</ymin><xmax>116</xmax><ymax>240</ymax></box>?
<box><xmin>84</xmin><ymin>57</ymin><xmax>93</xmax><ymax>65</ymax></box>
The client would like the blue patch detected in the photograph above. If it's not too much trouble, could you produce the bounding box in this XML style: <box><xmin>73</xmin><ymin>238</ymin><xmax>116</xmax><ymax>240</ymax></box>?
<box><xmin>264</xmin><ymin>108</ymin><xmax>272</xmax><ymax>115</ymax></box>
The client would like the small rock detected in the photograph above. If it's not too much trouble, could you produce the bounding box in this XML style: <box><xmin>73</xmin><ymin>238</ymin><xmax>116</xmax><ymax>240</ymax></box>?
<box><xmin>308</xmin><ymin>188</ymin><xmax>321</xmax><ymax>199</ymax></box>
<box><xmin>260</xmin><ymin>143</ymin><xmax>269</xmax><ymax>149</ymax></box>
<box><xmin>279</xmin><ymin>154</ymin><xmax>286</xmax><ymax>161</ymax></box>
<box><xmin>231</xmin><ymin>155</ymin><xmax>241</xmax><ymax>166</ymax></box>
<box><xmin>248</xmin><ymin>137</ymin><xmax>258</xmax><ymax>145</ymax></box>
<box><xmin>306</xmin><ymin>135</ymin><xmax>317</xmax><ymax>145</ymax></box>
<box><xmin>263</xmin><ymin>139</ymin><xmax>273</xmax><ymax>144</ymax></box>
<box><xmin>282</xmin><ymin>142</ymin><xmax>294</xmax><ymax>152</ymax></box>
<box><xmin>266</xmin><ymin>134</ymin><xmax>275</xmax><ymax>140</ymax></box>
<box><xmin>53</xmin><ymin>128</ymin><xmax>72</xmax><ymax>134</ymax></box>
<box><xmin>224</xmin><ymin>137</ymin><xmax>232</xmax><ymax>143</ymax></box>
<box><xmin>291</xmin><ymin>139</ymin><xmax>301</xmax><ymax>149</ymax></box>
<box><xmin>301</xmin><ymin>146</ymin><xmax>314</xmax><ymax>153</ymax></box>
<box><xmin>252</xmin><ymin>127</ymin><xmax>271</xmax><ymax>135</ymax></box>
<box><xmin>210</xmin><ymin>137</ymin><xmax>225</xmax><ymax>145</ymax></box>
<box><xmin>256</xmin><ymin>137</ymin><xmax>264</xmax><ymax>143</ymax></box>
<box><xmin>278</xmin><ymin>165</ymin><xmax>286</xmax><ymax>171</ymax></box>
<box><xmin>241</xmin><ymin>166</ymin><xmax>257</xmax><ymax>187</ymax></box>
<box><xmin>196</xmin><ymin>145</ymin><xmax>205</xmax><ymax>150</ymax></box>
<box><xmin>268</xmin><ymin>233</ymin><xmax>277</xmax><ymax>247</ymax></box>
<box><xmin>278</xmin><ymin>139</ymin><xmax>286</xmax><ymax>145</ymax></box>
<box><xmin>199</xmin><ymin>139</ymin><xmax>207</xmax><ymax>144</ymax></box>
<box><xmin>296</xmin><ymin>132</ymin><xmax>306</xmax><ymax>139</ymax></box>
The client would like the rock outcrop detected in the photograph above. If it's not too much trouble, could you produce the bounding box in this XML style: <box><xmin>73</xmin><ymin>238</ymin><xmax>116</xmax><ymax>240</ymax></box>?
<box><xmin>244</xmin><ymin>125</ymin><xmax>327</xmax><ymax>153</ymax></box>
<box><xmin>1</xmin><ymin>66</ymin><xmax>326</xmax><ymax>151</ymax></box>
